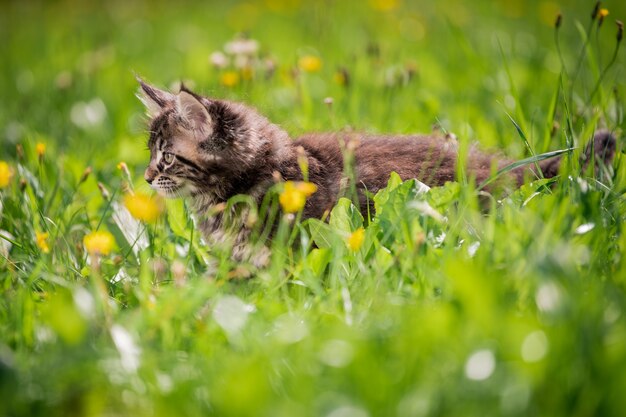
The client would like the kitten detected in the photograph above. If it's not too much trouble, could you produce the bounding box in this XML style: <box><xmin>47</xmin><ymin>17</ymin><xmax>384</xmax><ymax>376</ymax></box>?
<box><xmin>137</xmin><ymin>78</ymin><xmax>616</xmax><ymax>262</ymax></box>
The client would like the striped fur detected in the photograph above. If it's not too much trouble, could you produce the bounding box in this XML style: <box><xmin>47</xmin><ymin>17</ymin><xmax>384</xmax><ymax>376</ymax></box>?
<box><xmin>137</xmin><ymin>79</ymin><xmax>617</xmax><ymax>265</ymax></box>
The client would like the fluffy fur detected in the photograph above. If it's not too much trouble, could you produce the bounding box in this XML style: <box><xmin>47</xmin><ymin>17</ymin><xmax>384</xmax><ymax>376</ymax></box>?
<box><xmin>137</xmin><ymin>78</ymin><xmax>616</xmax><ymax>262</ymax></box>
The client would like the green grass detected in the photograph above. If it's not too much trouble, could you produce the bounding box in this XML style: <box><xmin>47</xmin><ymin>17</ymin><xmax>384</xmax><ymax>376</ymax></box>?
<box><xmin>1</xmin><ymin>0</ymin><xmax>626</xmax><ymax>416</ymax></box>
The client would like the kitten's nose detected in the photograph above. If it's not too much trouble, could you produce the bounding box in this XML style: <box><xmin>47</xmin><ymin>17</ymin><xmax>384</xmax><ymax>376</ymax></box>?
<box><xmin>144</xmin><ymin>169</ymin><xmax>156</xmax><ymax>184</ymax></box>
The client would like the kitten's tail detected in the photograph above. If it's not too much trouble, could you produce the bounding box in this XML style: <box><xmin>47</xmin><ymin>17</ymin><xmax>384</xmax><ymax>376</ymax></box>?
<box><xmin>536</xmin><ymin>130</ymin><xmax>617</xmax><ymax>179</ymax></box>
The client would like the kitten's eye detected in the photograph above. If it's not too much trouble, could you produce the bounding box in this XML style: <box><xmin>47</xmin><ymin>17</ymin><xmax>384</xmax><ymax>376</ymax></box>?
<box><xmin>162</xmin><ymin>152</ymin><xmax>174</xmax><ymax>164</ymax></box>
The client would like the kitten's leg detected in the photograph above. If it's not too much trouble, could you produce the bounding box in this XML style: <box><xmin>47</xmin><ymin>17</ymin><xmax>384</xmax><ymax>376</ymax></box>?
<box><xmin>231</xmin><ymin>231</ymin><xmax>271</xmax><ymax>268</ymax></box>
<box><xmin>200</xmin><ymin>211</ymin><xmax>271</xmax><ymax>269</ymax></box>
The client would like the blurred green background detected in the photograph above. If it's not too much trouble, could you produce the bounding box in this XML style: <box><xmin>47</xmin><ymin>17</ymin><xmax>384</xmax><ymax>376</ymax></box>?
<box><xmin>1</xmin><ymin>0</ymin><xmax>626</xmax><ymax>416</ymax></box>
<box><xmin>2</xmin><ymin>0</ymin><xmax>624</xmax><ymax>165</ymax></box>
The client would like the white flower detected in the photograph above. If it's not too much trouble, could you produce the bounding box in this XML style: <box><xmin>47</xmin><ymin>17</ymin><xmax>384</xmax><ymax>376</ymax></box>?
<box><xmin>209</xmin><ymin>51</ymin><xmax>228</xmax><ymax>68</ymax></box>
<box><xmin>224</xmin><ymin>38</ymin><xmax>259</xmax><ymax>56</ymax></box>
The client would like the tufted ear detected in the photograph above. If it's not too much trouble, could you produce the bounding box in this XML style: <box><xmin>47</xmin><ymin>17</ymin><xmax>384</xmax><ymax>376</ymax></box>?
<box><xmin>136</xmin><ymin>76</ymin><xmax>174</xmax><ymax>117</ymax></box>
<box><xmin>176</xmin><ymin>90</ymin><xmax>211</xmax><ymax>132</ymax></box>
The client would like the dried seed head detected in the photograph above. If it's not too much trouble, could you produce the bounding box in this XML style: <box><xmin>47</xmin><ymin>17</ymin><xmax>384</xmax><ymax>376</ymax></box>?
<box><xmin>272</xmin><ymin>170</ymin><xmax>283</xmax><ymax>183</ymax></box>
<box><xmin>121</xmin><ymin>181</ymin><xmax>132</xmax><ymax>195</ymax></box>
<box><xmin>295</xmin><ymin>146</ymin><xmax>309</xmax><ymax>179</ymax></box>
<box><xmin>555</xmin><ymin>13</ymin><xmax>562</xmax><ymax>29</ymax></box>
<box><xmin>591</xmin><ymin>1</ymin><xmax>601</xmax><ymax>20</ymax></box>
<box><xmin>346</xmin><ymin>137</ymin><xmax>360</xmax><ymax>152</ymax></box>
<box><xmin>551</xmin><ymin>121</ymin><xmax>560</xmax><ymax>138</ymax></box>
<box><xmin>79</xmin><ymin>166</ymin><xmax>92</xmax><ymax>184</ymax></box>
<box><xmin>618</xmin><ymin>20</ymin><xmax>624</xmax><ymax>42</ymax></box>
<box><xmin>97</xmin><ymin>182</ymin><xmax>111</xmax><ymax>200</ymax></box>
<box><xmin>16</xmin><ymin>144</ymin><xmax>24</xmax><ymax>160</ymax></box>
<box><xmin>117</xmin><ymin>161</ymin><xmax>131</xmax><ymax>180</ymax></box>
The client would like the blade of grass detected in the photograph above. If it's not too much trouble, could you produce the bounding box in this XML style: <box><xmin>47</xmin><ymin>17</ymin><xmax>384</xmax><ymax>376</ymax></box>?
<box><xmin>542</xmin><ymin>73</ymin><xmax>562</xmax><ymax>152</ymax></box>
<box><xmin>497</xmin><ymin>39</ymin><xmax>529</xmax><ymax>136</ymax></box>
<box><xmin>501</xmin><ymin>107</ymin><xmax>544</xmax><ymax>179</ymax></box>
<box><xmin>478</xmin><ymin>147</ymin><xmax>575</xmax><ymax>190</ymax></box>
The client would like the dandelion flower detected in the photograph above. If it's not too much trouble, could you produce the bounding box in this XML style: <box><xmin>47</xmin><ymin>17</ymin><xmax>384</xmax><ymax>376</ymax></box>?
<box><xmin>279</xmin><ymin>181</ymin><xmax>317</xmax><ymax>213</ymax></box>
<box><xmin>83</xmin><ymin>230</ymin><xmax>114</xmax><ymax>256</ymax></box>
<box><xmin>36</xmin><ymin>231</ymin><xmax>50</xmax><ymax>253</ymax></box>
<box><xmin>298</xmin><ymin>55</ymin><xmax>322</xmax><ymax>73</ymax></box>
<box><xmin>295</xmin><ymin>181</ymin><xmax>317</xmax><ymax>196</ymax></box>
<box><xmin>346</xmin><ymin>227</ymin><xmax>365</xmax><ymax>251</ymax></box>
<box><xmin>599</xmin><ymin>8</ymin><xmax>609</xmax><ymax>18</ymax></box>
<box><xmin>0</xmin><ymin>161</ymin><xmax>13</xmax><ymax>188</ymax></box>
<box><xmin>221</xmin><ymin>71</ymin><xmax>240</xmax><ymax>87</ymax></box>
<box><xmin>123</xmin><ymin>192</ymin><xmax>164</xmax><ymax>223</ymax></box>
<box><xmin>369</xmin><ymin>0</ymin><xmax>400</xmax><ymax>12</ymax></box>
<box><xmin>36</xmin><ymin>142</ymin><xmax>46</xmax><ymax>157</ymax></box>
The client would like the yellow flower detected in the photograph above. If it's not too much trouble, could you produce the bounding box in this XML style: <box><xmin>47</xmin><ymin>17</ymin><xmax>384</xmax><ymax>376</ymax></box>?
<box><xmin>279</xmin><ymin>181</ymin><xmax>317</xmax><ymax>213</ymax></box>
<box><xmin>36</xmin><ymin>142</ymin><xmax>46</xmax><ymax>157</ymax></box>
<box><xmin>123</xmin><ymin>192</ymin><xmax>164</xmax><ymax>223</ymax></box>
<box><xmin>369</xmin><ymin>0</ymin><xmax>400</xmax><ymax>12</ymax></box>
<box><xmin>36</xmin><ymin>231</ymin><xmax>50</xmax><ymax>253</ymax></box>
<box><xmin>298</xmin><ymin>55</ymin><xmax>322</xmax><ymax>73</ymax></box>
<box><xmin>599</xmin><ymin>8</ymin><xmax>609</xmax><ymax>18</ymax></box>
<box><xmin>221</xmin><ymin>71</ymin><xmax>240</xmax><ymax>87</ymax></box>
<box><xmin>83</xmin><ymin>231</ymin><xmax>114</xmax><ymax>256</ymax></box>
<box><xmin>295</xmin><ymin>181</ymin><xmax>317</xmax><ymax>196</ymax></box>
<box><xmin>0</xmin><ymin>161</ymin><xmax>13</xmax><ymax>188</ymax></box>
<box><xmin>346</xmin><ymin>227</ymin><xmax>365</xmax><ymax>251</ymax></box>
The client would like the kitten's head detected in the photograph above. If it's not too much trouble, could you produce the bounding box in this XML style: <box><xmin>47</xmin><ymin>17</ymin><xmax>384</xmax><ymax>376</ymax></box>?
<box><xmin>137</xmin><ymin>78</ymin><xmax>272</xmax><ymax>199</ymax></box>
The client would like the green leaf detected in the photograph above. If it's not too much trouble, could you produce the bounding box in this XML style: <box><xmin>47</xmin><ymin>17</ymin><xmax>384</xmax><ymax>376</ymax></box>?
<box><xmin>505</xmin><ymin>178</ymin><xmax>557</xmax><ymax>207</ymax></box>
<box><xmin>305</xmin><ymin>218</ymin><xmax>335</xmax><ymax>249</ymax></box>
<box><xmin>305</xmin><ymin>248</ymin><xmax>331</xmax><ymax>277</ymax></box>
<box><xmin>329</xmin><ymin>197</ymin><xmax>363</xmax><ymax>234</ymax></box>
<box><xmin>428</xmin><ymin>182</ymin><xmax>461</xmax><ymax>210</ymax></box>
<box><xmin>166</xmin><ymin>199</ymin><xmax>190</xmax><ymax>239</ymax></box>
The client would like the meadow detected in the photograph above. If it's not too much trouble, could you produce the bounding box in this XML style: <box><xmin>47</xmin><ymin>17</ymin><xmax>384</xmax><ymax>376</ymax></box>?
<box><xmin>1</xmin><ymin>0</ymin><xmax>626</xmax><ymax>415</ymax></box>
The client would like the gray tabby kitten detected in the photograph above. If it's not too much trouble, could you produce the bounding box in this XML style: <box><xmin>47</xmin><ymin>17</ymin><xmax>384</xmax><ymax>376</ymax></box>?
<box><xmin>137</xmin><ymin>78</ymin><xmax>616</xmax><ymax>264</ymax></box>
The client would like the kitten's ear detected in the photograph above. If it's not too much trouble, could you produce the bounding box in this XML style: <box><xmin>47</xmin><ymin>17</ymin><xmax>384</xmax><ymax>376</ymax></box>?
<box><xmin>176</xmin><ymin>91</ymin><xmax>211</xmax><ymax>132</ymax></box>
<box><xmin>136</xmin><ymin>77</ymin><xmax>174</xmax><ymax>117</ymax></box>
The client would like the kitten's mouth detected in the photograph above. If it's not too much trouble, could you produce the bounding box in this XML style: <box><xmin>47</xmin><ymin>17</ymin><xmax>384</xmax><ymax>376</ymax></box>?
<box><xmin>156</xmin><ymin>186</ymin><xmax>182</xmax><ymax>198</ymax></box>
<box><xmin>150</xmin><ymin>176</ymin><xmax>188</xmax><ymax>198</ymax></box>
<box><xmin>152</xmin><ymin>182</ymin><xmax>194</xmax><ymax>198</ymax></box>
